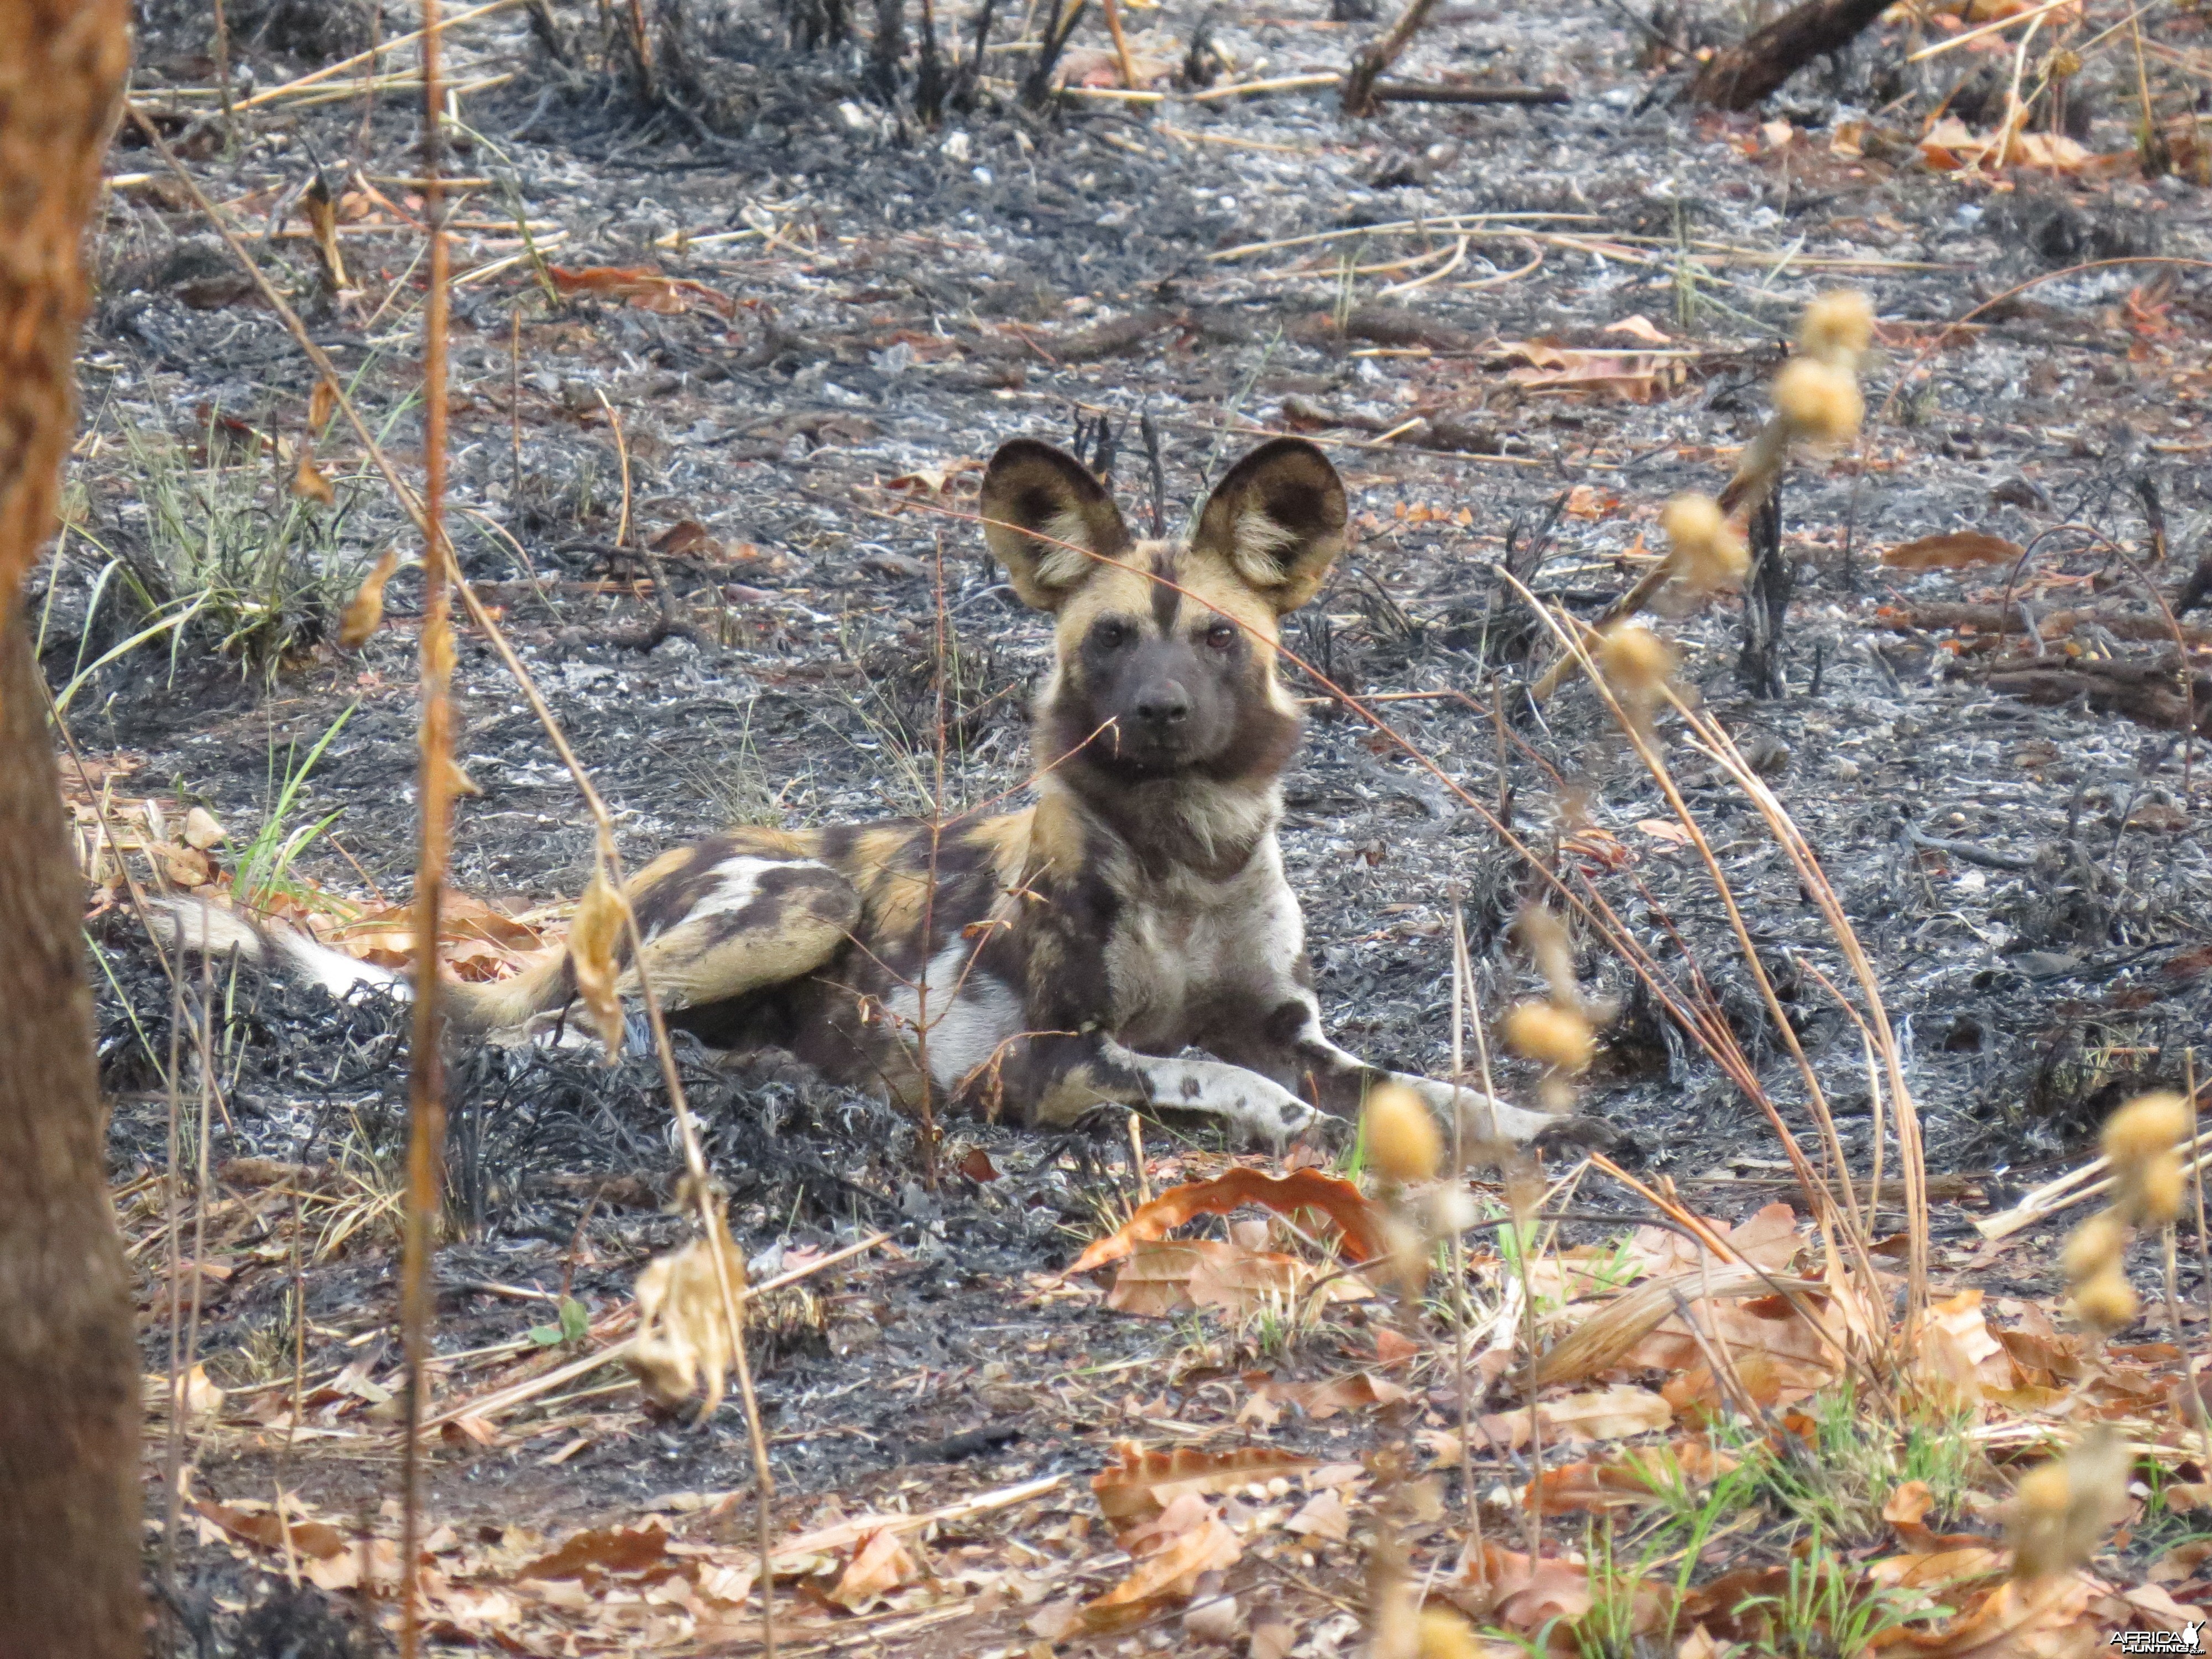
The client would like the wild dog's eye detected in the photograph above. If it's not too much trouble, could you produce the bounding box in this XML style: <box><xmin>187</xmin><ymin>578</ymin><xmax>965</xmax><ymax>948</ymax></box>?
<box><xmin>1204</xmin><ymin>621</ymin><xmax>1238</xmax><ymax>650</ymax></box>
<box><xmin>1091</xmin><ymin>618</ymin><xmax>1133</xmax><ymax>651</ymax></box>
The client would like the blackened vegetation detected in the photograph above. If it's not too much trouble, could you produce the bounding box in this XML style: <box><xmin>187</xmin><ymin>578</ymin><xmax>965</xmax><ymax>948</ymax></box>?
<box><xmin>1736</xmin><ymin>481</ymin><xmax>1791</xmax><ymax>698</ymax></box>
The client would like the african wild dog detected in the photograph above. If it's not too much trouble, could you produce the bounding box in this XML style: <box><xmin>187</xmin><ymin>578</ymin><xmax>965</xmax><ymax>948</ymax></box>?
<box><xmin>167</xmin><ymin>437</ymin><xmax>1569</xmax><ymax>1149</ymax></box>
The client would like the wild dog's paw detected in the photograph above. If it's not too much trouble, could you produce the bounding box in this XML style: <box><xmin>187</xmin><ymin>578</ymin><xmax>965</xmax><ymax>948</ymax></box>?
<box><xmin>1215</xmin><ymin>1077</ymin><xmax>1318</xmax><ymax>1150</ymax></box>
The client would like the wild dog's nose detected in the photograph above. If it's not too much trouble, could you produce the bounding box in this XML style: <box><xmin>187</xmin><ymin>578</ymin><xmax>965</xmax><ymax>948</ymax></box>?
<box><xmin>1134</xmin><ymin>680</ymin><xmax>1190</xmax><ymax>728</ymax></box>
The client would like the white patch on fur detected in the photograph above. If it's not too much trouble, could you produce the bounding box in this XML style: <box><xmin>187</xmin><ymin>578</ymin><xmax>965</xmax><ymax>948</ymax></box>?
<box><xmin>1227</xmin><ymin>511</ymin><xmax>1301</xmax><ymax>589</ymax></box>
<box><xmin>886</xmin><ymin>937</ymin><xmax>1025</xmax><ymax>1089</ymax></box>
<box><xmin>647</xmin><ymin>855</ymin><xmax>773</xmax><ymax>941</ymax></box>
<box><xmin>1032</xmin><ymin>506</ymin><xmax>1099</xmax><ymax>591</ymax></box>
<box><xmin>1125</xmin><ymin>1050</ymin><xmax>1315</xmax><ymax>1147</ymax></box>
<box><xmin>1395</xmin><ymin>1074</ymin><xmax>1551</xmax><ymax>1145</ymax></box>
<box><xmin>150</xmin><ymin>898</ymin><xmax>409</xmax><ymax>1002</ymax></box>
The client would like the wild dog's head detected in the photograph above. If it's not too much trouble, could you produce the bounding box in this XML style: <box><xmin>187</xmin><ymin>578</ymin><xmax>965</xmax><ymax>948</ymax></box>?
<box><xmin>979</xmin><ymin>436</ymin><xmax>1346</xmax><ymax>789</ymax></box>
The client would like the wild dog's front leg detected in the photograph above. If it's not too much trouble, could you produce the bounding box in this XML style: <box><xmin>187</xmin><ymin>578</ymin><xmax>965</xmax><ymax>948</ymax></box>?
<box><xmin>1006</xmin><ymin>1032</ymin><xmax>1317</xmax><ymax>1147</ymax></box>
<box><xmin>1209</xmin><ymin>995</ymin><xmax>1562</xmax><ymax>1147</ymax></box>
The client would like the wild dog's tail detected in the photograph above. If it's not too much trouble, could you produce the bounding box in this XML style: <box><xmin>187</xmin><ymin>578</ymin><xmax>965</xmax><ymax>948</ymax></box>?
<box><xmin>145</xmin><ymin>898</ymin><xmax>573</xmax><ymax>1035</ymax></box>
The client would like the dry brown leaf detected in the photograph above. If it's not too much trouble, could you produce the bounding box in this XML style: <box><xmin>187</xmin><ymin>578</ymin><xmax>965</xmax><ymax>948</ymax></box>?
<box><xmin>1500</xmin><ymin>342</ymin><xmax>1680</xmax><ymax>403</ymax></box>
<box><xmin>1260</xmin><ymin>1371</ymin><xmax>1410</xmax><ymax>1420</ymax></box>
<box><xmin>1867</xmin><ymin>1544</ymin><xmax>2010</xmax><ymax>1592</ymax></box>
<box><xmin>1284</xmin><ymin>1487</ymin><xmax>1349</xmax><ymax>1541</ymax></box>
<box><xmin>517</xmin><ymin>1521</ymin><xmax>669</xmax><ymax>1580</ymax></box>
<box><xmin>195</xmin><ymin>1500</ymin><xmax>348</xmax><ymax>1561</ymax></box>
<box><xmin>1523</xmin><ymin>1443</ymin><xmax>1733</xmax><ymax>1516</ymax></box>
<box><xmin>628</xmin><ymin>1203</ymin><xmax>746</xmax><ymax>1417</ymax></box>
<box><xmin>830</xmin><ymin>1527</ymin><xmax>921</xmax><ymax>1610</ymax></box>
<box><xmin>1885</xmin><ymin>1479</ymin><xmax>1937</xmax><ymax>1532</ymax></box>
<box><xmin>181</xmin><ymin>806</ymin><xmax>227</xmax><ymax>850</ymax></box>
<box><xmin>1912</xmin><ymin>1290</ymin><xmax>2012</xmax><ymax>1409</ymax></box>
<box><xmin>308</xmin><ymin>377</ymin><xmax>337</xmax><ymax>434</ymax></box>
<box><xmin>1881</xmin><ymin>1572</ymin><xmax>2099</xmax><ymax>1658</ymax></box>
<box><xmin>299</xmin><ymin>174</ymin><xmax>351</xmax><ymax>291</ymax></box>
<box><xmin>1603</xmin><ymin>314</ymin><xmax>1673</xmax><ymax>345</ymax></box>
<box><xmin>304</xmin><ymin>1536</ymin><xmax>399</xmax><ymax>1592</ymax></box>
<box><xmin>1071</xmin><ymin>1166</ymin><xmax>1386</xmax><ymax>1275</ymax></box>
<box><xmin>1105</xmin><ymin>1239</ymin><xmax>1308</xmax><ymax>1317</ymax></box>
<box><xmin>160</xmin><ymin>844</ymin><xmax>215</xmax><ymax>889</ymax></box>
<box><xmin>566</xmin><ymin>867</ymin><xmax>629</xmax><ymax>1053</ymax></box>
<box><xmin>1477</xmin><ymin>1384</ymin><xmax>1671</xmax><ymax>1451</ymax></box>
<box><xmin>1454</xmin><ymin>1541</ymin><xmax>1670</xmax><ymax>1635</ymax></box>
<box><xmin>653</xmin><ymin>519</ymin><xmax>722</xmax><ymax>557</ymax></box>
<box><xmin>1080</xmin><ymin>1509</ymin><xmax>1241</xmax><ymax>1631</ymax></box>
<box><xmin>337</xmin><ymin>550</ymin><xmax>400</xmax><ymax>649</ymax></box>
<box><xmin>1093</xmin><ymin>1442</ymin><xmax>1319</xmax><ymax>1526</ymax></box>
<box><xmin>547</xmin><ymin>264</ymin><xmax>734</xmax><ymax>317</ymax></box>
<box><xmin>292</xmin><ymin>450</ymin><xmax>336</xmax><ymax>506</ymax></box>
<box><xmin>1881</xmin><ymin>531</ymin><xmax>2025</xmax><ymax>572</ymax></box>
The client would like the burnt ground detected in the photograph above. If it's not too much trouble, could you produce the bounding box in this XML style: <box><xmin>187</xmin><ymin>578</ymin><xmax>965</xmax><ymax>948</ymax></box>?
<box><xmin>60</xmin><ymin>0</ymin><xmax>2212</xmax><ymax>1650</ymax></box>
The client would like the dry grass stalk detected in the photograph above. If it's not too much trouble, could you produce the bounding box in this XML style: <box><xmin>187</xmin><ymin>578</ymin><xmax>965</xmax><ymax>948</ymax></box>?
<box><xmin>396</xmin><ymin>2</ymin><xmax>456</xmax><ymax>1647</ymax></box>
<box><xmin>124</xmin><ymin>113</ymin><xmax>790</xmax><ymax>1653</ymax></box>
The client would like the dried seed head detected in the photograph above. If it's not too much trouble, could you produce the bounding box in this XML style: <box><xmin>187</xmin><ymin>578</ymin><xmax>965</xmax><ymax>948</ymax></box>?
<box><xmin>2128</xmin><ymin>1149</ymin><xmax>2184</xmax><ymax>1226</ymax></box>
<box><xmin>1503</xmin><ymin>1000</ymin><xmax>1594</xmax><ymax>1073</ymax></box>
<box><xmin>2069</xmin><ymin>1262</ymin><xmax>2140</xmax><ymax>1333</ymax></box>
<box><xmin>2102</xmin><ymin>1091</ymin><xmax>2190</xmax><ymax>1168</ymax></box>
<box><xmin>1599</xmin><ymin>622</ymin><xmax>1677</xmax><ymax>699</ymax></box>
<box><xmin>1772</xmin><ymin>357</ymin><xmax>1865</xmax><ymax>445</ymax></box>
<box><xmin>1417</xmin><ymin>1609</ymin><xmax>1481</xmax><ymax>1659</ymax></box>
<box><xmin>2008</xmin><ymin>1429</ymin><xmax>2130</xmax><ymax>1581</ymax></box>
<box><xmin>1365</xmin><ymin>1084</ymin><xmax>1443</xmax><ymax>1184</ymax></box>
<box><xmin>1661</xmin><ymin>492</ymin><xmax>1750</xmax><ymax>591</ymax></box>
<box><xmin>1798</xmin><ymin>289</ymin><xmax>1875</xmax><ymax>367</ymax></box>
<box><xmin>2045</xmin><ymin>46</ymin><xmax>2081</xmax><ymax>78</ymax></box>
<box><xmin>1378</xmin><ymin>1208</ymin><xmax>1430</xmax><ymax>1298</ymax></box>
<box><xmin>629</xmin><ymin>1203</ymin><xmax>747</xmax><ymax>1417</ymax></box>
<box><xmin>1515</xmin><ymin>904</ymin><xmax>1578</xmax><ymax>1009</ymax></box>
<box><xmin>2060</xmin><ymin>1209</ymin><xmax>2127</xmax><ymax>1286</ymax></box>
<box><xmin>337</xmin><ymin>549</ymin><xmax>401</xmax><ymax>649</ymax></box>
<box><xmin>567</xmin><ymin>868</ymin><xmax>632</xmax><ymax>1057</ymax></box>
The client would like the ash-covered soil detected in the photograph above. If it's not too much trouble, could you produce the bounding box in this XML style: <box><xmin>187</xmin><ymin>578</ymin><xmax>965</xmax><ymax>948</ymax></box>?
<box><xmin>70</xmin><ymin>0</ymin><xmax>2212</xmax><ymax>1645</ymax></box>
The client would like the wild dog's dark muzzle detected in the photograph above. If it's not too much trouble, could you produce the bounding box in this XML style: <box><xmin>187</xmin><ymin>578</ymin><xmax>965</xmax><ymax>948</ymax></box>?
<box><xmin>1133</xmin><ymin>676</ymin><xmax>1191</xmax><ymax>731</ymax></box>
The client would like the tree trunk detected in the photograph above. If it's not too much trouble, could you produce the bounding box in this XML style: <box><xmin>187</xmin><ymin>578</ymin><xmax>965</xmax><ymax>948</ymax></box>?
<box><xmin>1686</xmin><ymin>0</ymin><xmax>1891</xmax><ymax>111</ymax></box>
<box><xmin>0</xmin><ymin>5</ymin><xmax>140</xmax><ymax>1658</ymax></box>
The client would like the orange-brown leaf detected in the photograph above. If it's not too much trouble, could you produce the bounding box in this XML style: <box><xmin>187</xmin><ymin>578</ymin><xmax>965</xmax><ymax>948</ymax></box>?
<box><xmin>547</xmin><ymin>264</ymin><xmax>734</xmax><ymax>317</ymax></box>
<box><xmin>1104</xmin><ymin>1239</ymin><xmax>1310</xmax><ymax>1318</ymax></box>
<box><xmin>1071</xmin><ymin>1166</ymin><xmax>1385</xmax><ymax>1275</ymax></box>
<box><xmin>1881</xmin><ymin>531</ymin><xmax>2024</xmax><ymax>571</ymax></box>
<box><xmin>337</xmin><ymin>550</ymin><xmax>400</xmax><ymax>649</ymax></box>
<box><xmin>1093</xmin><ymin>1442</ymin><xmax>1319</xmax><ymax>1525</ymax></box>
<box><xmin>830</xmin><ymin>1527</ymin><xmax>921</xmax><ymax>1610</ymax></box>
<box><xmin>292</xmin><ymin>450</ymin><xmax>336</xmax><ymax>506</ymax></box>
<box><xmin>517</xmin><ymin>1522</ymin><xmax>669</xmax><ymax>1580</ymax></box>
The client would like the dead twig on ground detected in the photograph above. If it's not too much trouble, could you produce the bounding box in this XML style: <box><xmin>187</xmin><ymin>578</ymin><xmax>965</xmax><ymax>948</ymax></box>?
<box><xmin>1342</xmin><ymin>0</ymin><xmax>1441</xmax><ymax>114</ymax></box>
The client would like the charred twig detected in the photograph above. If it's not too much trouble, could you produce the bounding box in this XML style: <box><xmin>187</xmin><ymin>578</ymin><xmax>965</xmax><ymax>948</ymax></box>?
<box><xmin>1342</xmin><ymin>0</ymin><xmax>1442</xmax><ymax>114</ymax></box>
<box><xmin>1735</xmin><ymin>481</ymin><xmax>1790</xmax><ymax>698</ymax></box>
<box><xmin>1872</xmin><ymin>601</ymin><xmax>2212</xmax><ymax>649</ymax></box>
<box><xmin>1139</xmin><ymin>411</ymin><xmax>1167</xmax><ymax>539</ymax></box>
<box><xmin>1901</xmin><ymin>822</ymin><xmax>2038</xmax><ymax>874</ymax></box>
<box><xmin>1368</xmin><ymin>79</ymin><xmax>1569</xmax><ymax>104</ymax></box>
<box><xmin>1686</xmin><ymin>0</ymin><xmax>1895</xmax><ymax>110</ymax></box>
<box><xmin>1022</xmin><ymin>0</ymin><xmax>1088</xmax><ymax>106</ymax></box>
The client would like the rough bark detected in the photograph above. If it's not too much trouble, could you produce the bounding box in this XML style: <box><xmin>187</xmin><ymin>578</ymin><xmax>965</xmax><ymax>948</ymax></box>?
<box><xmin>1686</xmin><ymin>0</ymin><xmax>1891</xmax><ymax>111</ymax></box>
<box><xmin>0</xmin><ymin>4</ymin><xmax>140</xmax><ymax>1658</ymax></box>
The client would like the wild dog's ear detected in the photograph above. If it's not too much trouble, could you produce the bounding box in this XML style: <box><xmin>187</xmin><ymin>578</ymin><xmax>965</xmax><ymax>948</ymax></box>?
<box><xmin>980</xmin><ymin>440</ymin><xmax>1132</xmax><ymax>611</ymax></box>
<box><xmin>1193</xmin><ymin>438</ymin><xmax>1347</xmax><ymax>613</ymax></box>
